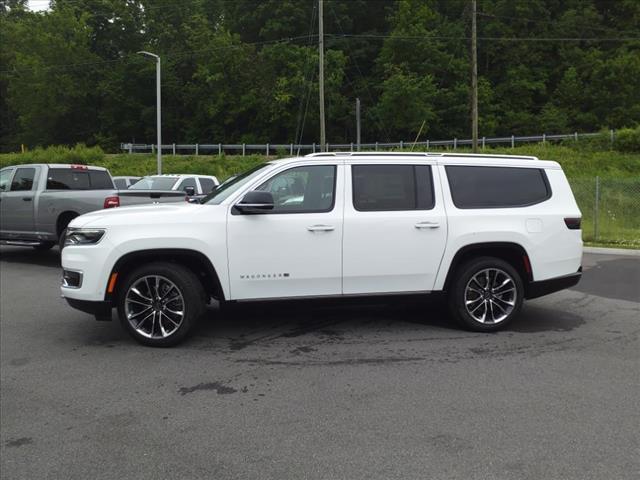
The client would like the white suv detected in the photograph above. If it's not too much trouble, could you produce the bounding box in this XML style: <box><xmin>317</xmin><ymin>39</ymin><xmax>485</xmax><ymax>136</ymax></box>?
<box><xmin>61</xmin><ymin>152</ymin><xmax>583</xmax><ymax>346</ymax></box>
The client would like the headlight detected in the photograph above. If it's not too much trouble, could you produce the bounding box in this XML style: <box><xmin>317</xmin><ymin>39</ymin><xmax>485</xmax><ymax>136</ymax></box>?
<box><xmin>64</xmin><ymin>228</ymin><xmax>106</xmax><ymax>246</ymax></box>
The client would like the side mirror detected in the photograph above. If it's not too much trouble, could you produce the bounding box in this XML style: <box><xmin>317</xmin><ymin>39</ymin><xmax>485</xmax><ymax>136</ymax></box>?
<box><xmin>235</xmin><ymin>190</ymin><xmax>274</xmax><ymax>214</ymax></box>
<box><xmin>184</xmin><ymin>186</ymin><xmax>196</xmax><ymax>196</ymax></box>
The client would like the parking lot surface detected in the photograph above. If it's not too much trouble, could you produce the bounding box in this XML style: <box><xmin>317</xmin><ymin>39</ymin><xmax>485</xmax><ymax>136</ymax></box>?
<box><xmin>1</xmin><ymin>247</ymin><xmax>638</xmax><ymax>480</ymax></box>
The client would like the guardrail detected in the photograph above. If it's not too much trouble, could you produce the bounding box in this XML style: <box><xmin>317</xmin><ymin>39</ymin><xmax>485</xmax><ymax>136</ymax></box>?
<box><xmin>120</xmin><ymin>131</ymin><xmax>612</xmax><ymax>156</ymax></box>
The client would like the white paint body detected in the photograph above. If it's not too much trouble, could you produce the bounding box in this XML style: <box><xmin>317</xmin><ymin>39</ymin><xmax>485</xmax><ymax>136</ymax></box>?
<box><xmin>61</xmin><ymin>153</ymin><xmax>583</xmax><ymax>303</ymax></box>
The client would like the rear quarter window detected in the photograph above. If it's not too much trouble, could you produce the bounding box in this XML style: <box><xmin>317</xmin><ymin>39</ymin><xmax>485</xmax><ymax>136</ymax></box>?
<box><xmin>445</xmin><ymin>165</ymin><xmax>551</xmax><ymax>209</ymax></box>
<box><xmin>88</xmin><ymin>171</ymin><xmax>114</xmax><ymax>189</ymax></box>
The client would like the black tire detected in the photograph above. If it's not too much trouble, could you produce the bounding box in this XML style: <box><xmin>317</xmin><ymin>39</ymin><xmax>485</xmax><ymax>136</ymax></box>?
<box><xmin>58</xmin><ymin>228</ymin><xmax>67</xmax><ymax>251</ymax></box>
<box><xmin>447</xmin><ymin>256</ymin><xmax>524</xmax><ymax>332</ymax></box>
<box><xmin>117</xmin><ymin>262</ymin><xmax>206</xmax><ymax>347</ymax></box>
<box><xmin>33</xmin><ymin>242</ymin><xmax>55</xmax><ymax>251</ymax></box>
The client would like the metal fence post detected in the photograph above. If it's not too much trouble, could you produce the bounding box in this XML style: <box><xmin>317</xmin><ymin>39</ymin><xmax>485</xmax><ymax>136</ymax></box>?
<box><xmin>128</xmin><ymin>144</ymin><xmax>133</xmax><ymax>154</ymax></box>
<box><xmin>151</xmin><ymin>144</ymin><xmax>155</xmax><ymax>154</ymax></box>
<box><xmin>195</xmin><ymin>143</ymin><xmax>199</xmax><ymax>156</ymax></box>
<box><xmin>426</xmin><ymin>139</ymin><xmax>429</xmax><ymax>150</ymax></box>
<box><xmin>454</xmin><ymin>138</ymin><xmax>457</xmax><ymax>149</ymax></box>
<box><xmin>594</xmin><ymin>176</ymin><xmax>600</xmax><ymax>241</ymax></box>
<box><xmin>574</xmin><ymin>131</ymin><xmax>578</xmax><ymax>142</ymax></box>
<box><xmin>242</xmin><ymin>144</ymin><xmax>246</xmax><ymax>156</ymax></box>
<box><xmin>542</xmin><ymin>133</ymin><xmax>546</xmax><ymax>144</ymax></box>
<box><xmin>313</xmin><ymin>143</ymin><xmax>316</xmax><ymax>153</ymax></box>
<box><xmin>218</xmin><ymin>143</ymin><xmax>222</xmax><ymax>156</ymax></box>
<box><xmin>172</xmin><ymin>143</ymin><xmax>176</xmax><ymax>155</ymax></box>
<box><xmin>375</xmin><ymin>142</ymin><xmax>378</xmax><ymax>151</ymax></box>
<box><xmin>266</xmin><ymin>143</ymin><xmax>270</xmax><ymax>156</ymax></box>
<box><xmin>290</xmin><ymin>143</ymin><xmax>293</xmax><ymax>155</ymax></box>
<box><xmin>482</xmin><ymin>136</ymin><xmax>485</xmax><ymax>149</ymax></box>
<box><xmin>511</xmin><ymin>135</ymin><xmax>515</xmax><ymax>148</ymax></box>
<box><xmin>400</xmin><ymin>140</ymin><xmax>404</xmax><ymax>150</ymax></box>
<box><xmin>350</xmin><ymin>142</ymin><xmax>353</xmax><ymax>152</ymax></box>
<box><xmin>610</xmin><ymin>129</ymin><xmax>614</xmax><ymax>148</ymax></box>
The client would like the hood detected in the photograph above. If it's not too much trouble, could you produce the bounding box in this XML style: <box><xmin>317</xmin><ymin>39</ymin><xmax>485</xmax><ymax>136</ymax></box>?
<box><xmin>69</xmin><ymin>202</ymin><xmax>214</xmax><ymax>229</ymax></box>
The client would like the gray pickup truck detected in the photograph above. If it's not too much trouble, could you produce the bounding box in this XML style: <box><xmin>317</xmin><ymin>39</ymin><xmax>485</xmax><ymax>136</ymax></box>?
<box><xmin>0</xmin><ymin>163</ymin><xmax>186</xmax><ymax>250</ymax></box>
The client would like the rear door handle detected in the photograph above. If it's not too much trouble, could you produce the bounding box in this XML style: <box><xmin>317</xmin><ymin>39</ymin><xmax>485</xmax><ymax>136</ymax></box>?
<box><xmin>22</xmin><ymin>197</ymin><xmax>32</xmax><ymax>202</ymax></box>
<box><xmin>415</xmin><ymin>221</ymin><xmax>439</xmax><ymax>229</ymax></box>
<box><xmin>307</xmin><ymin>224</ymin><xmax>335</xmax><ymax>232</ymax></box>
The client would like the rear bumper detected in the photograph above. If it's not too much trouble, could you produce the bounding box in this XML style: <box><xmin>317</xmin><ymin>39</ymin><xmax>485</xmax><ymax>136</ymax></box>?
<box><xmin>525</xmin><ymin>268</ymin><xmax>582</xmax><ymax>300</ymax></box>
<box><xmin>65</xmin><ymin>297</ymin><xmax>113</xmax><ymax>320</ymax></box>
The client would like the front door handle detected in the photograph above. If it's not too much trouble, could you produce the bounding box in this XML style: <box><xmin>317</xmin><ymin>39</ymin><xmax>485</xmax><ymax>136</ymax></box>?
<box><xmin>415</xmin><ymin>221</ymin><xmax>440</xmax><ymax>229</ymax></box>
<box><xmin>22</xmin><ymin>197</ymin><xmax>32</xmax><ymax>202</ymax></box>
<box><xmin>307</xmin><ymin>224</ymin><xmax>335</xmax><ymax>232</ymax></box>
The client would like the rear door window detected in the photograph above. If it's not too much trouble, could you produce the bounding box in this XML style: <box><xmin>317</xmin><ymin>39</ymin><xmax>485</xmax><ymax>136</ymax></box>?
<box><xmin>177</xmin><ymin>177</ymin><xmax>197</xmax><ymax>192</ymax></box>
<box><xmin>199</xmin><ymin>177</ymin><xmax>216</xmax><ymax>194</ymax></box>
<box><xmin>445</xmin><ymin>166</ymin><xmax>550</xmax><ymax>208</ymax></box>
<box><xmin>10</xmin><ymin>167</ymin><xmax>36</xmax><ymax>191</ymax></box>
<box><xmin>46</xmin><ymin>169</ymin><xmax>90</xmax><ymax>190</ymax></box>
<box><xmin>352</xmin><ymin>164</ymin><xmax>434</xmax><ymax>211</ymax></box>
<box><xmin>113</xmin><ymin>178</ymin><xmax>126</xmax><ymax>189</ymax></box>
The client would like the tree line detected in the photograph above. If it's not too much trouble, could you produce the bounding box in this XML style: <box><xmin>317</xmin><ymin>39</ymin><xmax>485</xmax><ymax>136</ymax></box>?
<box><xmin>1</xmin><ymin>0</ymin><xmax>639</xmax><ymax>152</ymax></box>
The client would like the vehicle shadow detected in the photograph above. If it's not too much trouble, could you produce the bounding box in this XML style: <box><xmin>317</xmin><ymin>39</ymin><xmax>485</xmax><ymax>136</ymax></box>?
<box><xmin>0</xmin><ymin>246</ymin><xmax>60</xmax><ymax>268</ymax></box>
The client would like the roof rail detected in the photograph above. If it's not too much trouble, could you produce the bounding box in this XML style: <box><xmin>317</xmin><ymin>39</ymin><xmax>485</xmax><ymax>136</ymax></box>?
<box><xmin>305</xmin><ymin>151</ymin><xmax>539</xmax><ymax>161</ymax></box>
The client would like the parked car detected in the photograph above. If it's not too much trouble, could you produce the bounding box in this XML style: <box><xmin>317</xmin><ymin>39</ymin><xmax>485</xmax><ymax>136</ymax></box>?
<box><xmin>129</xmin><ymin>174</ymin><xmax>219</xmax><ymax>201</ymax></box>
<box><xmin>61</xmin><ymin>152</ymin><xmax>583</xmax><ymax>346</ymax></box>
<box><xmin>112</xmin><ymin>176</ymin><xmax>141</xmax><ymax>189</ymax></box>
<box><xmin>0</xmin><ymin>164</ymin><xmax>187</xmax><ymax>250</ymax></box>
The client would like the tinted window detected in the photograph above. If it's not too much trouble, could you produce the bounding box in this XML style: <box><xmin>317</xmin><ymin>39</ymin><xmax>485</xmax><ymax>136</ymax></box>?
<box><xmin>352</xmin><ymin>165</ymin><xmax>434</xmax><ymax>211</ymax></box>
<box><xmin>113</xmin><ymin>178</ymin><xmax>127</xmax><ymax>189</ymax></box>
<box><xmin>46</xmin><ymin>169</ymin><xmax>90</xmax><ymax>190</ymax></box>
<box><xmin>199</xmin><ymin>177</ymin><xmax>216</xmax><ymax>194</ymax></box>
<box><xmin>89</xmin><ymin>171</ymin><xmax>114</xmax><ymax>189</ymax></box>
<box><xmin>129</xmin><ymin>177</ymin><xmax>178</xmax><ymax>190</ymax></box>
<box><xmin>177</xmin><ymin>177</ymin><xmax>197</xmax><ymax>192</ymax></box>
<box><xmin>11</xmin><ymin>168</ymin><xmax>36</xmax><ymax>191</ymax></box>
<box><xmin>0</xmin><ymin>169</ymin><xmax>14</xmax><ymax>191</ymax></box>
<box><xmin>204</xmin><ymin>164</ymin><xmax>270</xmax><ymax>205</ymax></box>
<box><xmin>256</xmin><ymin>165</ymin><xmax>336</xmax><ymax>213</ymax></box>
<box><xmin>446</xmin><ymin>166</ymin><xmax>550</xmax><ymax>209</ymax></box>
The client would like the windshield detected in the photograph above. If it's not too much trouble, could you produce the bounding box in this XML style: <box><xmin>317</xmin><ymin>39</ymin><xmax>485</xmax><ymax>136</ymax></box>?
<box><xmin>203</xmin><ymin>163</ymin><xmax>271</xmax><ymax>205</ymax></box>
<box><xmin>129</xmin><ymin>176</ymin><xmax>178</xmax><ymax>190</ymax></box>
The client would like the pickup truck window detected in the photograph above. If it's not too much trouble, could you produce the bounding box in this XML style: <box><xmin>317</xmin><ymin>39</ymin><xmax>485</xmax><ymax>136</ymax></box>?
<box><xmin>199</xmin><ymin>177</ymin><xmax>216</xmax><ymax>194</ymax></box>
<box><xmin>47</xmin><ymin>169</ymin><xmax>90</xmax><ymax>190</ymax></box>
<box><xmin>88</xmin><ymin>171</ymin><xmax>115</xmax><ymax>189</ymax></box>
<box><xmin>177</xmin><ymin>177</ymin><xmax>197</xmax><ymax>192</ymax></box>
<box><xmin>130</xmin><ymin>177</ymin><xmax>178</xmax><ymax>190</ymax></box>
<box><xmin>10</xmin><ymin>167</ymin><xmax>36</xmax><ymax>191</ymax></box>
<box><xmin>113</xmin><ymin>178</ymin><xmax>127</xmax><ymax>189</ymax></box>
<box><xmin>352</xmin><ymin>165</ymin><xmax>434</xmax><ymax>211</ymax></box>
<box><xmin>256</xmin><ymin>165</ymin><xmax>336</xmax><ymax>213</ymax></box>
<box><xmin>0</xmin><ymin>169</ymin><xmax>13</xmax><ymax>191</ymax></box>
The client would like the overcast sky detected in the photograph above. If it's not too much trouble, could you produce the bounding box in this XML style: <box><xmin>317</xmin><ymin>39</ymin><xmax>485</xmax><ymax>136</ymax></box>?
<box><xmin>28</xmin><ymin>0</ymin><xmax>50</xmax><ymax>11</ymax></box>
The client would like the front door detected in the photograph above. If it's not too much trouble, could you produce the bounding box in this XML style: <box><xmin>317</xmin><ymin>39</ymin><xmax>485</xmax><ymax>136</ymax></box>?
<box><xmin>342</xmin><ymin>162</ymin><xmax>448</xmax><ymax>294</ymax></box>
<box><xmin>227</xmin><ymin>163</ymin><xmax>343</xmax><ymax>300</ymax></box>
<box><xmin>0</xmin><ymin>166</ymin><xmax>37</xmax><ymax>236</ymax></box>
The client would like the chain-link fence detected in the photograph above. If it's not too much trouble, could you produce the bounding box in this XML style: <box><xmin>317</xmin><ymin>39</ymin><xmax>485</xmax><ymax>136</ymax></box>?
<box><xmin>570</xmin><ymin>177</ymin><xmax>640</xmax><ymax>247</ymax></box>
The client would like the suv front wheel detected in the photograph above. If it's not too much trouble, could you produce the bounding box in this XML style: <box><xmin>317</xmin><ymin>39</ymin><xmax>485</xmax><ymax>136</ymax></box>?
<box><xmin>448</xmin><ymin>257</ymin><xmax>524</xmax><ymax>332</ymax></box>
<box><xmin>117</xmin><ymin>262</ymin><xmax>206</xmax><ymax>347</ymax></box>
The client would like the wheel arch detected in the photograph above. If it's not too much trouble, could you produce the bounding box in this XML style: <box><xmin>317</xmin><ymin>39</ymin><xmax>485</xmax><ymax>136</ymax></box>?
<box><xmin>56</xmin><ymin>211</ymin><xmax>80</xmax><ymax>237</ymax></box>
<box><xmin>106</xmin><ymin>249</ymin><xmax>225</xmax><ymax>304</ymax></box>
<box><xmin>442</xmin><ymin>242</ymin><xmax>533</xmax><ymax>293</ymax></box>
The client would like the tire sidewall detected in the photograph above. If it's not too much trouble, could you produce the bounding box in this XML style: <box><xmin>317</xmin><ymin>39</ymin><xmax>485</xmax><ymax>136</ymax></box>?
<box><xmin>117</xmin><ymin>263</ymin><xmax>204</xmax><ymax>347</ymax></box>
<box><xmin>449</xmin><ymin>257</ymin><xmax>524</xmax><ymax>332</ymax></box>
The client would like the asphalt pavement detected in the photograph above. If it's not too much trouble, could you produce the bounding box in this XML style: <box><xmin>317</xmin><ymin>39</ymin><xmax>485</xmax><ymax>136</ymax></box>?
<box><xmin>0</xmin><ymin>247</ymin><xmax>638</xmax><ymax>480</ymax></box>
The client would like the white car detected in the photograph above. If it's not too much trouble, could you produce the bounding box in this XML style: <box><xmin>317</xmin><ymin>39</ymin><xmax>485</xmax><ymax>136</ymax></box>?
<box><xmin>129</xmin><ymin>174</ymin><xmax>219</xmax><ymax>198</ymax></box>
<box><xmin>61</xmin><ymin>152</ymin><xmax>583</xmax><ymax>346</ymax></box>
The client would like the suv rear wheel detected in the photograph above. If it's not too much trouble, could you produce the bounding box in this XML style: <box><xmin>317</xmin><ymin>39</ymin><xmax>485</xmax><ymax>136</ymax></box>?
<box><xmin>117</xmin><ymin>262</ymin><xmax>206</xmax><ymax>347</ymax></box>
<box><xmin>448</xmin><ymin>256</ymin><xmax>523</xmax><ymax>332</ymax></box>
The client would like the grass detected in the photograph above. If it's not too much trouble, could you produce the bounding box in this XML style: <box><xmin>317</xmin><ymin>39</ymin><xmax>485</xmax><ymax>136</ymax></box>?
<box><xmin>2</xmin><ymin>142</ymin><xmax>639</xmax><ymax>247</ymax></box>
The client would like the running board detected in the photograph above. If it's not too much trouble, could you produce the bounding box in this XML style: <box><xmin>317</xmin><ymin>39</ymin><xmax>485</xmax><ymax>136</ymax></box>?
<box><xmin>1</xmin><ymin>240</ymin><xmax>42</xmax><ymax>247</ymax></box>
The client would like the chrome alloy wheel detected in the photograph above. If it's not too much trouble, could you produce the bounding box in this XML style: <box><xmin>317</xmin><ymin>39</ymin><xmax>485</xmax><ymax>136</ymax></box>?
<box><xmin>464</xmin><ymin>268</ymin><xmax>517</xmax><ymax>324</ymax></box>
<box><xmin>124</xmin><ymin>275</ymin><xmax>185</xmax><ymax>338</ymax></box>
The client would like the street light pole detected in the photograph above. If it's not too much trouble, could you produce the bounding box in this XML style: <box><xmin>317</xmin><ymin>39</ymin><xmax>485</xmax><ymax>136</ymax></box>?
<box><xmin>137</xmin><ymin>51</ymin><xmax>162</xmax><ymax>174</ymax></box>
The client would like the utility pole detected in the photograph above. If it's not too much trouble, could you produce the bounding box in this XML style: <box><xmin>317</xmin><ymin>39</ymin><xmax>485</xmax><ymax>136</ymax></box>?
<box><xmin>356</xmin><ymin>98</ymin><xmax>361</xmax><ymax>151</ymax></box>
<box><xmin>138</xmin><ymin>51</ymin><xmax>162</xmax><ymax>174</ymax></box>
<box><xmin>319</xmin><ymin>0</ymin><xmax>326</xmax><ymax>151</ymax></box>
<box><xmin>471</xmin><ymin>0</ymin><xmax>478</xmax><ymax>153</ymax></box>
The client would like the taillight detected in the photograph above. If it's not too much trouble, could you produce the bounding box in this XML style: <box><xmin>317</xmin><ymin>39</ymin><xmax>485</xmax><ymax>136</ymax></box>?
<box><xmin>564</xmin><ymin>217</ymin><xmax>581</xmax><ymax>230</ymax></box>
<box><xmin>104</xmin><ymin>196</ymin><xmax>120</xmax><ymax>209</ymax></box>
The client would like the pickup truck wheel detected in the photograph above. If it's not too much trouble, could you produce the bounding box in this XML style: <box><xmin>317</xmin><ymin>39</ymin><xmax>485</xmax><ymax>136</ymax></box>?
<box><xmin>448</xmin><ymin>257</ymin><xmax>523</xmax><ymax>332</ymax></box>
<box><xmin>117</xmin><ymin>262</ymin><xmax>206</xmax><ymax>347</ymax></box>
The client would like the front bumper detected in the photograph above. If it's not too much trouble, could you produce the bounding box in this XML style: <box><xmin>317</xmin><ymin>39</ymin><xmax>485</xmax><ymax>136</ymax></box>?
<box><xmin>65</xmin><ymin>298</ymin><xmax>113</xmax><ymax>321</ymax></box>
<box><xmin>525</xmin><ymin>268</ymin><xmax>582</xmax><ymax>300</ymax></box>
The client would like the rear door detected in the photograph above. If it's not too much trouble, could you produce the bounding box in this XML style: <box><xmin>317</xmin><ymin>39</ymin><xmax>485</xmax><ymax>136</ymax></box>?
<box><xmin>342</xmin><ymin>161</ymin><xmax>448</xmax><ymax>294</ymax></box>
<box><xmin>1</xmin><ymin>166</ymin><xmax>38</xmax><ymax>235</ymax></box>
